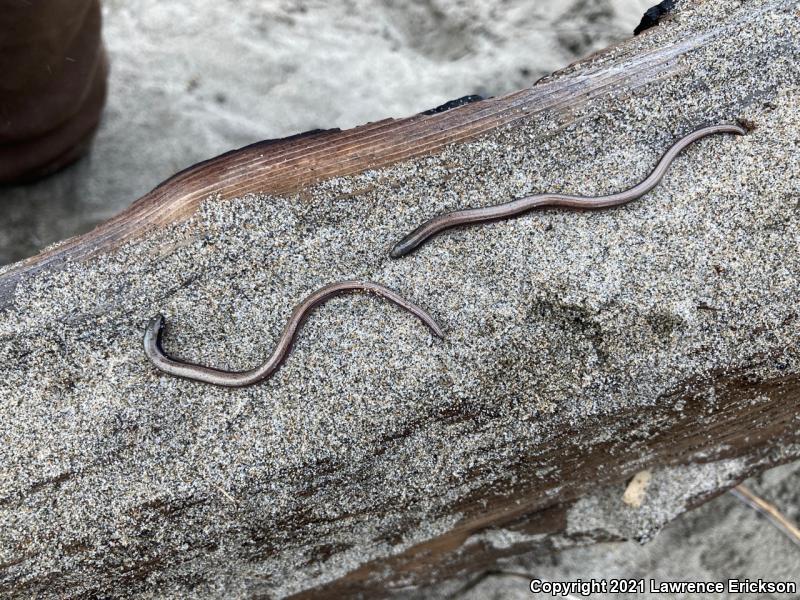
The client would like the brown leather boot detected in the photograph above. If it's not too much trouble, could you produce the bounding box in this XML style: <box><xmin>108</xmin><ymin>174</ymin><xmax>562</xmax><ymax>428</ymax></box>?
<box><xmin>0</xmin><ymin>0</ymin><xmax>108</xmax><ymax>184</ymax></box>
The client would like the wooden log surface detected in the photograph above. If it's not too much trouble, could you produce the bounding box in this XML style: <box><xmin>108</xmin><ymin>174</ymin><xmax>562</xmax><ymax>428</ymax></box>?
<box><xmin>0</xmin><ymin>0</ymin><xmax>751</xmax><ymax>307</ymax></box>
<box><xmin>1</xmin><ymin>0</ymin><xmax>799</xmax><ymax>597</ymax></box>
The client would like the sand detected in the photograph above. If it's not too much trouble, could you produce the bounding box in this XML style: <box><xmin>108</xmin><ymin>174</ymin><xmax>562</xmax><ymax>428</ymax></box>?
<box><xmin>0</xmin><ymin>1</ymin><xmax>798</xmax><ymax>598</ymax></box>
<box><xmin>0</xmin><ymin>0</ymin><xmax>651</xmax><ymax>265</ymax></box>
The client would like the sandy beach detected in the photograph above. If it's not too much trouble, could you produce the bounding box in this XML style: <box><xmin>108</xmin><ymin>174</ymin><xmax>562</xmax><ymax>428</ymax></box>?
<box><xmin>0</xmin><ymin>1</ymin><xmax>796</xmax><ymax>597</ymax></box>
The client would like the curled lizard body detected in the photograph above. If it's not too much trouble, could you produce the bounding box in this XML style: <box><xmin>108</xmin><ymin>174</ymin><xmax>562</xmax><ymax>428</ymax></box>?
<box><xmin>390</xmin><ymin>123</ymin><xmax>746</xmax><ymax>258</ymax></box>
<box><xmin>144</xmin><ymin>280</ymin><xmax>443</xmax><ymax>387</ymax></box>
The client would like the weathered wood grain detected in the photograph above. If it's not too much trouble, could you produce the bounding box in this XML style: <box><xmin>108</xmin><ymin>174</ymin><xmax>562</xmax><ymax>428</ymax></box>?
<box><xmin>1</xmin><ymin>0</ymin><xmax>798</xmax><ymax>598</ymax></box>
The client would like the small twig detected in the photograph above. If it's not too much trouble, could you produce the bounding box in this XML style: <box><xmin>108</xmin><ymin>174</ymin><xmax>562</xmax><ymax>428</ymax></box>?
<box><xmin>729</xmin><ymin>484</ymin><xmax>800</xmax><ymax>548</ymax></box>
<box><xmin>212</xmin><ymin>482</ymin><xmax>238</xmax><ymax>506</ymax></box>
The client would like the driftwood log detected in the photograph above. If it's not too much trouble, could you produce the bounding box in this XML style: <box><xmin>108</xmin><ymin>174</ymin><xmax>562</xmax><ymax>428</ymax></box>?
<box><xmin>1</xmin><ymin>0</ymin><xmax>799</xmax><ymax>597</ymax></box>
